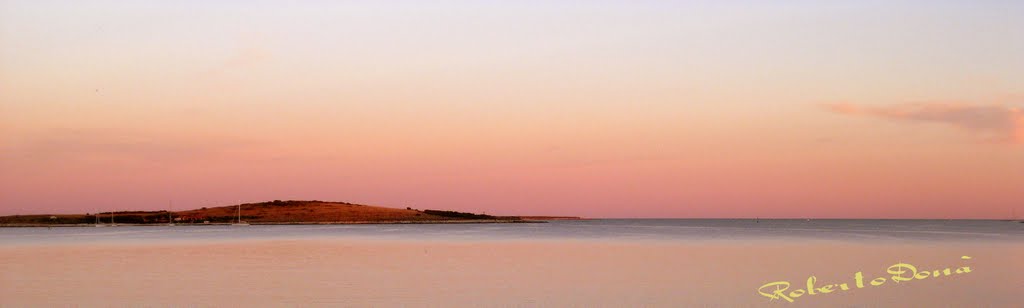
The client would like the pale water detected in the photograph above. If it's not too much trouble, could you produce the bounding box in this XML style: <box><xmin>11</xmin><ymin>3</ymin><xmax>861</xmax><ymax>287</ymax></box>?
<box><xmin>2</xmin><ymin>219</ymin><xmax>1023</xmax><ymax>245</ymax></box>
<box><xmin>2</xmin><ymin>220</ymin><xmax>1022</xmax><ymax>307</ymax></box>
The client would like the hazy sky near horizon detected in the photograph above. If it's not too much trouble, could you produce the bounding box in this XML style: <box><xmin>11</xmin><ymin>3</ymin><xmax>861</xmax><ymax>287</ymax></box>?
<box><xmin>2</xmin><ymin>1</ymin><xmax>1022</xmax><ymax>218</ymax></box>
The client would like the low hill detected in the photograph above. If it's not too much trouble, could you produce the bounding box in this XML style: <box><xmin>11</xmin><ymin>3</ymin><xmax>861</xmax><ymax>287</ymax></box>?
<box><xmin>177</xmin><ymin>200</ymin><xmax>506</xmax><ymax>223</ymax></box>
<box><xmin>0</xmin><ymin>200</ymin><xmax>526</xmax><ymax>225</ymax></box>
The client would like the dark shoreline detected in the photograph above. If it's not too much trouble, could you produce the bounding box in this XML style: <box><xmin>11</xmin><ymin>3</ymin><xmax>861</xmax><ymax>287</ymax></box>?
<box><xmin>0</xmin><ymin>219</ymin><xmax>548</xmax><ymax>228</ymax></box>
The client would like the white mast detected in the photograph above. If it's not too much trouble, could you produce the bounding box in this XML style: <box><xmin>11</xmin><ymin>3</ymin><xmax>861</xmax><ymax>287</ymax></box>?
<box><xmin>232</xmin><ymin>200</ymin><xmax>249</xmax><ymax>226</ymax></box>
<box><xmin>94</xmin><ymin>209</ymin><xmax>107</xmax><ymax>227</ymax></box>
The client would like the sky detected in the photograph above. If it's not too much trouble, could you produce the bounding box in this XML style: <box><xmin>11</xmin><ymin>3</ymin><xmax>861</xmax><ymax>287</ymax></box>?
<box><xmin>1</xmin><ymin>1</ymin><xmax>1022</xmax><ymax>218</ymax></box>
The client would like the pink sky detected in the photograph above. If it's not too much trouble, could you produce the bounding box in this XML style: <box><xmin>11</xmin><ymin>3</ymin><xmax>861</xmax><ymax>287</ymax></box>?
<box><xmin>1</xmin><ymin>1</ymin><xmax>1022</xmax><ymax>218</ymax></box>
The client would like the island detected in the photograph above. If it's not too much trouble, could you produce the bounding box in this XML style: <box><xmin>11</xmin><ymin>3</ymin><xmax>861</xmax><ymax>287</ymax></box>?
<box><xmin>0</xmin><ymin>200</ymin><xmax>581</xmax><ymax>227</ymax></box>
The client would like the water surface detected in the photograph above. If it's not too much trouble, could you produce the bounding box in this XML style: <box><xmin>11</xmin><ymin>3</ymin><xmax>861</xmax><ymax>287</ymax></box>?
<box><xmin>3</xmin><ymin>219</ymin><xmax>1022</xmax><ymax>245</ymax></box>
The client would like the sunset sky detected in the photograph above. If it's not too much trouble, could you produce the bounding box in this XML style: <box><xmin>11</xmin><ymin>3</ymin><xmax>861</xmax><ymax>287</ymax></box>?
<box><xmin>1</xmin><ymin>1</ymin><xmax>1022</xmax><ymax>218</ymax></box>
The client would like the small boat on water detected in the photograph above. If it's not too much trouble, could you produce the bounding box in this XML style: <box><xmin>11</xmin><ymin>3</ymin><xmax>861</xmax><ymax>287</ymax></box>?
<box><xmin>167</xmin><ymin>201</ymin><xmax>176</xmax><ymax>226</ymax></box>
<box><xmin>94</xmin><ymin>211</ymin><xmax>106</xmax><ymax>227</ymax></box>
<box><xmin>232</xmin><ymin>203</ymin><xmax>249</xmax><ymax>226</ymax></box>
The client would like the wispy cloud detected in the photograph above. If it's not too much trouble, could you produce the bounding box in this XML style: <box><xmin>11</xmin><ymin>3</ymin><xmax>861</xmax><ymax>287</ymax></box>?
<box><xmin>823</xmin><ymin>102</ymin><xmax>1024</xmax><ymax>144</ymax></box>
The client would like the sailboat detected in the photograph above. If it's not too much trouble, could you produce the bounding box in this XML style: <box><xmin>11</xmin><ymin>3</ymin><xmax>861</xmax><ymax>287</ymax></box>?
<box><xmin>167</xmin><ymin>201</ymin><xmax>176</xmax><ymax>226</ymax></box>
<box><xmin>232</xmin><ymin>203</ymin><xmax>249</xmax><ymax>226</ymax></box>
<box><xmin>94</xmin><ymin>210</ymin><xmax>106</xmax><ymax>227</ymax></box>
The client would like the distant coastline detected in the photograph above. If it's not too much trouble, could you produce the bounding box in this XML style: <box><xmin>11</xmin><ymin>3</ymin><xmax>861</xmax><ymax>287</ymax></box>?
<box><xmin>0</xmin><ymin>200</ymin><xmax>581</xmax><ymax>227</ymax></box>
<box><xmin>0</xmin><ymin>220</ymin><xmax>539</xmax><ymax>228</ymax></box>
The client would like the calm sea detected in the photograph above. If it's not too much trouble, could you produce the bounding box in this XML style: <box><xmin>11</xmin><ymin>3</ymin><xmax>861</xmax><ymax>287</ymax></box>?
<box><xmin>3</xmin><ymin>219</ymin><xmax>1022</xmax><ymax>245</ymax></box>
<box><xmin>3</xmin><ymin>219</ymin><xmax>1023</xmax><ymax>307</ymax></box>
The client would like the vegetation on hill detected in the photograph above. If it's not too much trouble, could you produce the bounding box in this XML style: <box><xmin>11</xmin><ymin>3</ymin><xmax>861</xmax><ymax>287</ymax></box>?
<box><xmin>421</xmin><ymin>210</ymin><xmax>495</xmax><ymax>219</ymax></box>
<box><xmin>0</xmin><ymin>200</ymin><xmax>523</xmax><ymax>225</ymax></box>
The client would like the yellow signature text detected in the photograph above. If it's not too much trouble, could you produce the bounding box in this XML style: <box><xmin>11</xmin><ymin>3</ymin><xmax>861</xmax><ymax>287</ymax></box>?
<box><xmin>757</xmin><ymin>256</ymin><xmax>973</xmax><ymax>303</ymax></box>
